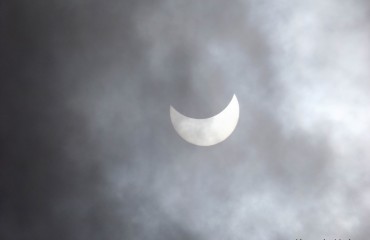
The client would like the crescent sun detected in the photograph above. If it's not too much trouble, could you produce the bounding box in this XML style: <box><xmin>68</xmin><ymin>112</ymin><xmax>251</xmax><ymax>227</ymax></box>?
<box><xmin>170</xmin><ymin>95</ymin><xmax>239</xmax><ymax>146</ymax></box>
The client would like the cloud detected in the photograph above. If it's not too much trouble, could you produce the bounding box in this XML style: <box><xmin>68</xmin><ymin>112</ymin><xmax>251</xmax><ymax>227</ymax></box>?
<box><xmin>2</xmin><ymin>0</ymin><xmax>370</xmax><ymax>239</ymax></box>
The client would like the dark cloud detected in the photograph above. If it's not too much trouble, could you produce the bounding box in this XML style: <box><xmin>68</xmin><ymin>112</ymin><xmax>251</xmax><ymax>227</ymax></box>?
<box><xmin>2</xmin><ymin>0</ymin><xmax>370</xmax><ymax>239</ymax></box>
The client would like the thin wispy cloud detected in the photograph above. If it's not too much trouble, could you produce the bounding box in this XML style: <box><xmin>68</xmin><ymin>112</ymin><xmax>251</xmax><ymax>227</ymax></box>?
<box><xmin>2</xmin><ymin>0</ymin><xmax>370</xmax><ymax>239</ymax></box>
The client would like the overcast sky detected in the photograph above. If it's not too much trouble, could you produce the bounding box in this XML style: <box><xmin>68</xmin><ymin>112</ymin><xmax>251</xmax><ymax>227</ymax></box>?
<box><xmin>2</xmin><ymin>0</ymin><xmax>370</xmax><ymax>239</ymax></box>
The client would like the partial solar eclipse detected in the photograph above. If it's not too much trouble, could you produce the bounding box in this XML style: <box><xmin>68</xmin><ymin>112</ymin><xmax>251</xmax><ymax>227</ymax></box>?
<box><xmin>170</xmin><ymin>95</ymin><xmax>239</xmax><ymax>146</ymax></box>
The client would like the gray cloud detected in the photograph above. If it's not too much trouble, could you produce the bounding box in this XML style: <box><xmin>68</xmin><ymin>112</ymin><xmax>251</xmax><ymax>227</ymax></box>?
<box><xmin>2</xmin><ymin>0</ymin><xmax>370</xmax><ymax>239</ymax></box>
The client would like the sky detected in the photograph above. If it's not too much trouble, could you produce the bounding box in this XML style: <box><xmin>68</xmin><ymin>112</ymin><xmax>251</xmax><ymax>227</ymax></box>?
<box><xmin>1</xmin><ymin>0</ymin><xmax>370</xmax><ymax>239</ymax></box>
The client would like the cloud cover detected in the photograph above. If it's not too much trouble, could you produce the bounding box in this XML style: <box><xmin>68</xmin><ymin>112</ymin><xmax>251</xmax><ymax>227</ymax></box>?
<box><xmin>1</xmin><ymin>0</ymin><xmax>370</xmax><ymax>239</ymax></box>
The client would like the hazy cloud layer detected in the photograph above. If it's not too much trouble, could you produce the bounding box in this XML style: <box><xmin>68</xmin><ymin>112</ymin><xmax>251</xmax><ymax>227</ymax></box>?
<box><xmin>2</xmin><ymin>0</ymin><xmax>370</xmax><ymax>239</ymax></box>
